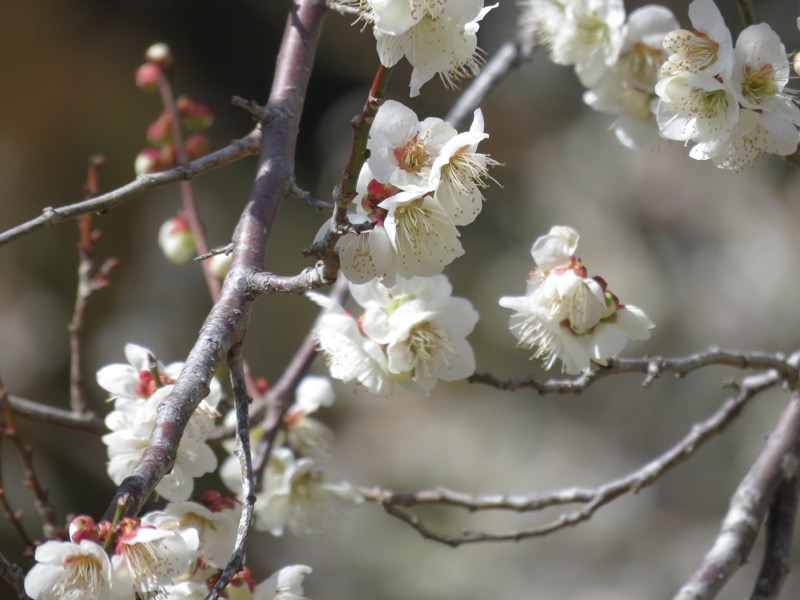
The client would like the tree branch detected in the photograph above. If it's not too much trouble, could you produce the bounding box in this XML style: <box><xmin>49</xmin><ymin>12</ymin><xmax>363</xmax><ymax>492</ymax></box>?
<box><xmin>361</xmin><ymin>367</ymin><xmax>785</xmax><ymax>547</ymax></box>
<box><xmin>0</xmin><ymin>129</ymin><xmax>261</xmax><ymax>248</ymax></box>
<box><xmin>0</xmin><ymin>550</ymin><xmax>27</xmax><ymax>600</ymax></box>
<box><xmin>101</xmin><ymin>0</ymin><xmax>328</xmax><ymax>522</ymax></box>
<box><xmin>674</xmin><ymin>394</ymin><xmax>800</xmax><ymax>600</ymax></box>
<box><xmin>470</xmin><ymin>348</ymin><xmax>799</xmax><ymax>394</ymax></box>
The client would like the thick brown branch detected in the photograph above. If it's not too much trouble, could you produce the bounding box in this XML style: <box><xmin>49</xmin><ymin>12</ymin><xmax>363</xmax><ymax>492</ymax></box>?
<box><xmin>674</xmin><ymin>394</ymin><xmax>800</xmax><ymax>600</ymax></box>
<box><xmin>749</xmin><ymin>471</ymin><xmax>800</xmax><ymax>600</ymax></box>
<box><xmin>362</xmin><ymin>368</ymin><xmax>784</xmax><ymax>547</ymax></box>
<box><xmin>101</xmin><ymin>0</ymin><xmax>328</xmax><ymax>521</ymax></box>
<box><xmin>0</xmin><ymin>129</ymin><xmax>261</xmax><ymax>248</ymax></box>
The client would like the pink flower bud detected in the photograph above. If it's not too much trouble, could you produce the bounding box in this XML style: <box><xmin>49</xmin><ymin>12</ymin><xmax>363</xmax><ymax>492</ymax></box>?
<box><xmin>159</xmin><ymin>213</ymin><xmax>196</xmax><ymax>264</ymax></box>
<box><xmin>134</xmin><ymin>148</ymin><xmax>162</xmax><ymax>175</ymax></box>
<box><xmin>135</xmin><ymin>62</ymin><xmax>161</xmax><ymax>91</ymax></box>
<box><xmin>69</xmin><ymin>515</ymin><xmax>99</xmax><ymax>543</ymax></box>
<box><xmin>177</xmin><ymin>96</ymin><xmax>214</xmax><ymax>131</ymax></box>
<box><xmin>145</xmin><ymin>42</ymin><xmax>173</xmax><ymax>70</ymax></box>
<box><xmin>184</xmin><ymin>132</ymin><xmax>210</xmax><ymax>159</ymax></box>
<box><xmin>207</xmin><ymin>253</ymin><xmax>231</xmax><ymax>279</ymax></box>
<box><xmin>147</xmin><ymin>111</ymin><xmax>173</xmax><ymax>146</ymax></box>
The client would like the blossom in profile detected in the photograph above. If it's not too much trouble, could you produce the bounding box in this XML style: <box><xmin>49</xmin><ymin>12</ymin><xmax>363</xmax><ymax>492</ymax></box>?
<box><xmin>351</xmin><ymin>0</ymin><xmax>496</xmax><ymax>96</ymax></box>
<box><xmin>499</xmin><ymin>226</ymin><xmax>653</xmax><ymax>374</ymax></box>
<box><xmin>253</xmin><ymin>565</ymin><xmax>312</xmax><ymax>600</ymax></box>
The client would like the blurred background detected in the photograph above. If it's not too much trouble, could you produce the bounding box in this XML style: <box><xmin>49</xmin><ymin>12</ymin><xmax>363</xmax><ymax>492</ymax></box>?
<box><xmin>2</xmin><ymin>0</ymin><xmax>800</xmax><ymax>597</ymax></box>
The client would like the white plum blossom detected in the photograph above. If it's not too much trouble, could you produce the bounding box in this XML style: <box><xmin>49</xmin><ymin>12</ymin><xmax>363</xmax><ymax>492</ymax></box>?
<box><xmin>253</xmin><ymin>565</ymin><xmax>312</xmax><ymax>600</ymax></box>
<box><xmin>355</xmin><ymin>0</ymin><xmax>497</xmax><ymax>96</ymax></box>
<box><xmin>525</xmin><ymin>0</ymin><xmax>627</xmax><ymax>87</ymax></box>
<box><xmin>24</xmin><ymin>540</ymin><xmax>114</xmax><ymax>600</ymax></box>
<box><xmin>337</xmin><ymin>102</ymin><xmax>494</xmax><ymax>286</ymax></box>
<box><xmin>306</xmin><ymin>290</ymin><xmax>393</xmax><ymax>396</ymax></box>
<box><xmin>140</xmin><ymin>493</ymin><xmax>240</xmax><ymax>570</ymax></box>
<box><xmin>309</xmin><ymin>275</ymin><xmax>478</xmax><ymax>396</ymax></box>
<box><xmin>111</xmin><ymin>521</ymin><xmax>199</xmax><ymax>597</ymax></box>
<box><xmin>661</xmin><ymin>0</ymin><xmax>733</xmax><ymax>79</ymax></box>
<box><xmin>250</xmin><ymin>447</ymin><xmax>363</xmax><ymax>537</ymax></box>
<box><xmin>283</xmin><ymin>375</ymin><xmax>336</xmax><ymax>459</ymax></box>
<box><xmin>499</xmin><ymin>226</ymin><xmax>653</xmax><ymax>374</ymax></box>
<box><xmin>583</xmin><ymin>5</ymin><xmax>679</xmax><ymax>148</ymax></box>
<box><xmin>99</xmin><ymin>344</ymin><xmax>222</xmax><ymax>502</ymax></box>
<box><xmin>352</xmin><ymin>275</ymin><xmax>479</xmax><ymax>395</ymax></box>
<box><xmin>367</xmin><ymin>100</ymin><xmax>455</xmax><ymax>191</ymax></box>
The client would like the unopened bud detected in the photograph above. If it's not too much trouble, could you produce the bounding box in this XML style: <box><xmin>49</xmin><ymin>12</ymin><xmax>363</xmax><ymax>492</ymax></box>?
<box><xmin>184</xmin><ymin>132</ymin><xmax>210</xmax><ymax>159</ymax></box>
<box><xmin>135</xmin><ymin>148</ymin><xmax>163</xmax><ymax>175</ymax></box>
<box><xmin>159</xmin><ymin>213</ymin><xmax>196</xmax><ymax>264</ymax></box>
<box><xmin>208</xmin><ymin>252</ymin><xmax>232</xmax><ymax>279</ymax></box>
<box><xmin>69</xmin><ymin>515</ymin><xmax>99</xmax><ymax>543</ymax></box>
<box><xmin>135</xmin><ymin>62</ymin><xmax>161</xmax><ymax>91</ymax></box>
<box><xmin>177</xmin><ymin>96</ymin><xmax>214</xmax><ymax>131</ymax></box>
<box><xmin>145</xmin><ymin>42</ymin><xmax>173</xmax><ymax>70</ymax></box>
<box><xmin>147</xmin><ymin>111</ymin><xmax>173</xmax><ymax>146</ymax></box>
<box><xmin>794</xmin><ymin>52</ymin><xmax>800</xmax><ymax>78</ymax></box>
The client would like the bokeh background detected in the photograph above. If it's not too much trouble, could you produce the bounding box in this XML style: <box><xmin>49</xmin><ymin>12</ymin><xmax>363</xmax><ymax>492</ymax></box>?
<box><xmin>2</xmin><ymin>0</ymin><xmax>800</xmax><ymax>598</ymax></box>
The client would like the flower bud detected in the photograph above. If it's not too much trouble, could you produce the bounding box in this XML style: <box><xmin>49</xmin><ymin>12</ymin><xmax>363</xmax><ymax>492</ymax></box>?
<box><xmin>145</xmin><ymin>42</ymin><xmax>173</xmax><ymax>70</ymax></box>
<box><xmin>177</xmin><ymin>96</ymin><xmax>214</xmax><ymax>131</ymax></box>
<box><xmin>208</xmin><ymin>252</ymin><xmax>232</xmax><ymax>279</ymax></box>
<box><xmin>184</xmin><ymin>132</ymin><xmax>210</xmax><ymax>159</ymax></box>
<box><xmin>159</xmin><ymin>213</ymin><xmax>196</xmax><ymax>264</ymax></box>
<box><xmin>147</xmin><ymin>111</ymin><xmax>173</xmax><ymax>146</ymax></box>
<box><xmin>135</xmin><ymin>62</ymin><xmax>161</xmax><ymax>91</ymax></box>
<box><xmin>135</xmin><ymin>148</ymin><xmax>163</xmax><ymax>175</ymax></box>
<box><xmin>794</xmin><ymin>52</ymin><xmax>800</xmax><ymax>78</ymax></box>
<box><xmin>69</xmin><ymin>515</ymin><xmax>99</xmax><ymax>543</ymax></box>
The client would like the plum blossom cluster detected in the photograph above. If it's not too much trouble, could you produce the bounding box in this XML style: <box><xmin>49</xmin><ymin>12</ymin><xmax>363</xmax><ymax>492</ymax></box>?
<box><xmin>221</xmin><ymin>376</ymin><xmax>363</xmax><ymax>537</ymax></box>
<box><xmin>99</xmin><ymin>343</ymin><xmax>222</xmax><ymax>502</ymax></box>
<box><xmin>654</xmin><ymin>0</ymin><xmax>800</xmax><ymax>169</ymax></box>
<box><xmin>342</xmin><ymin>0</ymin><xmax>497</xmax><ymax>96</ymax></box>
<box><xmin>23</xmin><ymin>498</ymin><xmax>313</xmax><ymax>600</ymax></box>
<box><xmin>523</xmin><ymin>0</ymin><xmax>800</xmax><ymax>167</ymax></box>
<box><xmin>337</xmin><ymin>100</ymin><xmax>496</xmax><ymax>286</ymax></box>
<box><xmin>499</xmin><ymin>226</ymin><xmax>654</xmax><ymax>374</ymax></box>
<box><xmin>522</xmin><ymin>0</ymin><xmax>678</xmax><ymax>148</ymax></box>
<box><xmin>308</xmin><ymin>274</ymin><xmax>479</xmax><ymax>396</ymax></box>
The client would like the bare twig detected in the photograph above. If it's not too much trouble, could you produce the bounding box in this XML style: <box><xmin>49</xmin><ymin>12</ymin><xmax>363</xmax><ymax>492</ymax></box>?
<box><xmin>674</xmin><ymin>394</ymin><xmax>800</xmax><ymax>600</ymax></box>
<box><xmin>470</xmin><ymin>348</ymin><xmax>799</xmax><ymax>394</ymax></box>
<box><xmin>290</xmin><ymin>184</ymin><xmax>334</xmax><ymax>211</ymax></box>
<box><xmin>0</xmin><ymin>383</ymin><xmax>61</xmax><ymax>540</ymax></box>
<box><xmin>0</xmin><ymin>129</ymin><xmax>261</xmax><ymax>248</ymax></box>
<box><xmin>749</xmin><ymin>470</ymin><xmax>800</xmax><ymax>600</ymax></box>
<box><xmin>734</xmin><ymin>0</ymin><xmax>757</xmax><ymax>27</ymax></box>
<box><xmin>361</xmin><ymin>368</ymin><xmax>784</xmax><ymax>547</ymax></box>
<box><xmin>231</xmin><ymin>96</ymin><xmax>280</xmax><ymax>123</ymax></box>
<box><xmin>325</xmin><ymin>0</ymin><xmax>362</xmax><ymax>16</ymax></box>
<box><xmin>5</xmin><ymin>395</ymin><xmax>103</xmax><ymax>435</ymax></box>
<box><xmin>208</xmin><ymin>346</ymin><xmax>256</xmax><ymax>600</ymax></box>
<box><xmin>69</xmin><ymin>155</ymin><xmax>115</xmax><ymax>416</ymax></box>
<box><xmin>445</xmin><ymin>29</ymin><xmax>534</xmax><ymax>128</ymax></box>
<box><xmin>0</xmin><ymin>550</ymin><xmax>27</xmax><ymax>599</ymax></box>
<box><xmin>100</xmin><ymin>0</ymin><xmax>328</xmax><ymax>522</ymax></box>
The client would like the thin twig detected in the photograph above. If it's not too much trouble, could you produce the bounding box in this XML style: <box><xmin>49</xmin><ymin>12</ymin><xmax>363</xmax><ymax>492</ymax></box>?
<box><xmin>290</xmin><ymin>184</ymin><xmax>334</xmax><ymax>211</ymax></box>
<box><xmin>0</xmin><ymin>550</ymin><xmax>27</xmax><ymax>599</ymax></box>
<box><xmin>470</xmin><ymin>348</ymin><xmax>799</xmax><ymax>394</ymax></box>
<box><xmin>5</xmin><ymin>395</ymin><xmax>103</xmax><ymax>435</ymax></box>
<box><xmin>674</xmin><ymin>394</ymin><xmax>800</xmax><ymax>600</ymax></box>
<box><xmin>362</xmin><ymin>368</ymin><xmax>784</xmax><ymax>547</ymax></box>
<box><xmin>749</xmin><ymin>469</ymin><xmax>800</xmax><ymax>600</ymax></box>
<box><xmin>445</xmin><ymin>29</ymin><xmax>534</xmax><ymax>128</ymax></box>
<box><xmin>0</xmin><ymin>129</ymin><xmax>261</xmax><ymax>248</ymax></box>
<box><xmin>207</xmin><ymin>346</ymin><xmax>256</xmax><ymax>600</ymax></box>
<box><xmin>69</xmin><ymin>155</ymin><xmax>115</xmax><ymax>415</ymax></box>
<box><xmin>0</xmin><ymin>383</ymin><xmax>61</xmax><ymax>540</ymax></box>
<box><xmin>734</xmin><ymin>0</ymin><xmax>757</xmax><ymax>27</ymax></box>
